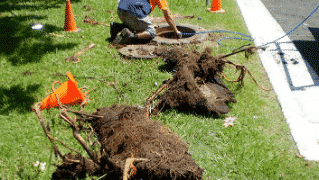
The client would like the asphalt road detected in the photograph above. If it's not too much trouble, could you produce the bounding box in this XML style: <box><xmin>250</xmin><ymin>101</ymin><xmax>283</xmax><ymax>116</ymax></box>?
<box><xmin>260</xmin><ymin>0</ymin><xmax>319</xmax><ymax>83</ymax></box>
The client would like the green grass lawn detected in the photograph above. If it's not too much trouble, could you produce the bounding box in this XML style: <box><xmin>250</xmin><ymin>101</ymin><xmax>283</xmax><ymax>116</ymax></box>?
<box><xmin>1</xmin><ymin>0</ymin><xmax>319</xmax><ymax>179</ymax></box>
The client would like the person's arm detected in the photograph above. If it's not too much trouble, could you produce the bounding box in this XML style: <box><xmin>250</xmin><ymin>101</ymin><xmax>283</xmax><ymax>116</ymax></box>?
<box><xmin>162</xmin><ymin>9</ymin><xmax>182</xmax><ymax>38</ymax></box>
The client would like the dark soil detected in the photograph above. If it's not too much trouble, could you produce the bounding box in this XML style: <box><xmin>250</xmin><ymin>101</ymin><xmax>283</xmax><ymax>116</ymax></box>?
<box><xmin>153</xmin><ymin>46</ymin><xmax>237</xmax><ymax>115</ymax></box>
<box><xmin>159</xmin><ymin>32</ymin><xmax>182</xmax><ymax>39</ymax></box>
<box><xmin>52</xmin><ymin>104</ymin><xmax>204</xmax><ymax>180</ymax></box>
<box><xmin>52</xmin><ymin>153</ymin><xmax>103</xmax><ymax>179</ymax></box>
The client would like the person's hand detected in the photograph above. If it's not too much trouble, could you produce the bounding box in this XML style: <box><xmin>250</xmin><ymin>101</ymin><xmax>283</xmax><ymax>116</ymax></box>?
<box><xmin>176</xmin><ymin>30</ymin><xmax>182</xmax><ymax>39</ymax></box>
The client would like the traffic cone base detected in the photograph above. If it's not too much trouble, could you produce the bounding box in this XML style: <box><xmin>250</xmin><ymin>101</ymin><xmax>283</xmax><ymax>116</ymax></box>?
<box><xmin>207</xmin><ymin>8</ymin><xmax>225</xmax><ymax>13</ymax></box>
<box><xmin>39</xmin><ymin>71</ymin><xmax>87</xmax><ymax>110</ymax></box>
<box><xmin>64</xmin><ymin>28</ymin><xmax>81</xmax><ymax>33</ymax></box>
<box><xmin>208</xmin><ymin>0</ymin><xmax>225</xmax><ymax>13</ymax></box>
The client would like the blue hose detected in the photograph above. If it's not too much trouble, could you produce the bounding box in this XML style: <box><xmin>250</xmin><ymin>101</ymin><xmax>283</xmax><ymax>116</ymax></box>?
<box><xmin>180</xmin><ymin>3</ymin><xmax>319</xmax><ymax>50</ymax></box>
<box><xmin>182</xmin><ymin>30</ymin><xmax>253</xmax><ymax>48</ymax></box>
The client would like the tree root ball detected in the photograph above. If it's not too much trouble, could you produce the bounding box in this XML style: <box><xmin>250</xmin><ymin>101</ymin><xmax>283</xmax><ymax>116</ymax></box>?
<box><xmin>52</xmin><ymin>104</ymin><xmax>204</xmax><ymax>180</ymax></box>
<box><xmin>153</xmin><ymin>47</ymin><xmax>237</xmax><ymax>115</ymax></box>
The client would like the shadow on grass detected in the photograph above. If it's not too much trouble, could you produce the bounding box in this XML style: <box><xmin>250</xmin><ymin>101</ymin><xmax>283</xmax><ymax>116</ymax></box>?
<box><xmin>0</xmin><ymin>1</ymin><xmax>81</xmax><ymax>66</ymax></box>
<box><xmin>155</xmin><ymin>106</ymin><xmax>226</xmax><ymax>120</ymax></box>
<box><xmin>0</xmin><ymin>0</ymin><xmax>82</xmax><ymax>14</ymax></box>
<box><xmin>0</xmin><ymin>84</ymin><xmax>41</xmax><ymax>115</ymax></box>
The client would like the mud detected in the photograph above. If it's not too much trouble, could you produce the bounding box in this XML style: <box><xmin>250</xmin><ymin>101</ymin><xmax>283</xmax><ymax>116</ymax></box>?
<box><xmin>53</xmin><ymin>104</ymin><xmax>204</xmax><ymax>180</ymax></box>
<box><xmin>153</xmin><ymin>47</ymin><xmax>237</xmax><ymax>115</ymax></box>
<box><xmin>158</xmin><ymin>32</ymin><xmax>181</xmax><ymax>39</ymax></box>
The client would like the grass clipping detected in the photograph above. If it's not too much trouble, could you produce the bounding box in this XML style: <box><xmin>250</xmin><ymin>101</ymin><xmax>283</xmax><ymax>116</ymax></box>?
<box><xmin>52</xmin><ymin>105</ymin><xmax>204</xmax><ymax>180</ymax></box>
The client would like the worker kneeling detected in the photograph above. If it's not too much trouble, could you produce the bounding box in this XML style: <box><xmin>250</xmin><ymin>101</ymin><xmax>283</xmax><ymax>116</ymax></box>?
<box><xmin>111</xmin><ymin>0</ymin><xmax>182</xmax><ymax>45</ymax></box>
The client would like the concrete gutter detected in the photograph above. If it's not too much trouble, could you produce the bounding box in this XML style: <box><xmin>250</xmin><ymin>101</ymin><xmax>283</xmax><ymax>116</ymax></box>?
<box><xmin>236</xmin><ymin>0</ymin><xmax>319</xmax><ymax>161</ymax></box>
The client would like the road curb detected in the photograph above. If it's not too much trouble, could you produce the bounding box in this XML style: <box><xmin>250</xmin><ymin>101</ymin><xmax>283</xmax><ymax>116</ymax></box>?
<box><xmin>236</xmin><ymin>0</ymin><xmax>319</xmax><ymax>161</ymax></box>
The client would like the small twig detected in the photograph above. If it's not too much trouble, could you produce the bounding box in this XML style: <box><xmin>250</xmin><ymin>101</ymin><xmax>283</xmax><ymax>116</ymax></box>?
<box><xmin>66</xmin><ymin>109</ymin><xmax>103</xmax><ymax>118</ymax></box>
<box><xmin>245</xmin><ymin>68</ymin><xmax>272</xmax><ymax>91</ymax></box>
<box><xmin>51</xmin><ymin>72</ymin><xmax>73</xmax><ymax>78</ymax></box>
<box><xmin>59</xmin><ymin>114</ymin><xmax>73</xmax><ymax>126</ymax></box>
<box><xmin>88</xmin><ymin>124</ymin><xmax>94</xmax><ymax>146</ymax></box>
<box><xmin>21</xmin><ymin>71</ymin><xmax>34</xmax><ymax>76</ymax></box>
<box><xmin>218</xmin><ymin>46</ymin><xmax>264</xmax><ymax>60</ymax></box>
<box><xmin>145</xmin><ymin>77</ymin><xmax>175</xmax><ymax>116</ymax></box>
<box><xmin>64</xmin><ymin>156</ymin><xmax>81</xmax><ymax>163</ymax></box>
<box><xmin>34</xmin><ymin>102</ymin><xmax>64</xmax><ymax>159</ymax></box>
<box><xmin>65</xmin><ymin>43</ymin><xmax>95</xmax><ymax>63</ymax></box>
<box><xmin>54</xmin><ymin>136</ymin><xmax>81</xmax><ymax>154</ymax></box>
<box><xmin>10</xmin><ymin>10</ymin><xmax>18</xmax><ymax>18</ymax></box>
<box><xmin>59</xmin><ymin>109</ymin><xmax>100</xmax><ymax>164</ymax></box>
<box><xmin>84</xmin><ymin>16</ymin><xmax>109</xmax><ymax>26</ymax></box>
<box><xmin>48</xmin><ymin>33</ymin><xmax>69</xmax><ymax>38</ymax></box>
<box><xmin>221</xmin><ymin>65</ymin><xmax>271</xmax><ymax>91</ymax></box>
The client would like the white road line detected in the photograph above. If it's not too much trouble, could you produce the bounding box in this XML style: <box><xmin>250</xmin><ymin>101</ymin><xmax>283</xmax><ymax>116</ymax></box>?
<box><xmin>236</xmin><ymin>0</ymin><xmax>319</xmax><ymax>161</ymax></box>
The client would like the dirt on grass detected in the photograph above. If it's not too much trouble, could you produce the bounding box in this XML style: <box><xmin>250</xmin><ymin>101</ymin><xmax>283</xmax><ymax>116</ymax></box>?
<box><xmin>52</xmin><ymin>104</ymin><xmax>204</xmax><ymax>180</ymax></box>
<box><xmin>152</xmin><ymin>46</ymin><xmax>237</xmax><ymax>115</ymax></box>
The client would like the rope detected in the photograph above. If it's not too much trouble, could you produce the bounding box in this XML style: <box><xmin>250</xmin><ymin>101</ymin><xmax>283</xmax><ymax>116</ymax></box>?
<box><xmin>52</xmin><ymin>81</ymin><xmax>64</xmax><ymax>109</ymax></box>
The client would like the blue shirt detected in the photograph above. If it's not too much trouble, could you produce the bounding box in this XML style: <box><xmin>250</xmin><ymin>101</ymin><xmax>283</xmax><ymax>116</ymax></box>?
<box><xmin>118</xmin><ymin>0</ymin><xmax>152</xmax><ymax>18</ymax></box>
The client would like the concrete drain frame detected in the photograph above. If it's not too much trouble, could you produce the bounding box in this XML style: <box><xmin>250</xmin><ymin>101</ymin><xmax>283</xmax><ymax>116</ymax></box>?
<box><xmin>119</xmin><ymin>24</ymin><xmax>208</xmax><ymax>59</ymax></box>
<box><xmin>119</xmin><ymin>45</ymin><xmax>159</xmax><ymax>60</ymax></box>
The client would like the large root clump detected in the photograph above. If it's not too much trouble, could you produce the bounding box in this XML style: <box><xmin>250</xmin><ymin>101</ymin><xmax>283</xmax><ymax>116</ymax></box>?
<box><xmin>92</xmin><ymin>104</ymin><xmax>204</xmax><ymax>180</ymax></box>
<box><xmin>52</xmin><ymin>104</ymin><xmax>204</xmax><ymax>180</ymax></box>
<box><xmin>153</xmin><ymin>47</ymin><xmax>237</xmax><ymax>115</ymax></box>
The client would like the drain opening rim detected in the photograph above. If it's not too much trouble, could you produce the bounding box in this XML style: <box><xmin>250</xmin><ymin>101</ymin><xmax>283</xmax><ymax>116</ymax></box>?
<box><xmin>153</xmin><ymin>24</ymin><xmax>208</xmax><ymax>45</ymax></box>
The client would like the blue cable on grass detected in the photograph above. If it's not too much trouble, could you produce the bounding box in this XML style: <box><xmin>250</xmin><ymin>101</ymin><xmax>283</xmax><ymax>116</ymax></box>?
<box><xmin>182</xmin><ymin>30</ymin><xmax>253</xmax><ymax>48</ymax></box>
<box><xmin>180</xmin><ymin>3</ymin><xmax>319</xmax><ymax>50</ymax></box>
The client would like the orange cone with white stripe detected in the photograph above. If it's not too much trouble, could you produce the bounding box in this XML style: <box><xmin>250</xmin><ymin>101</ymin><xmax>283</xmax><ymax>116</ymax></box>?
<box><xmin>64</xmin><ymin>0</ymin><xmax>80</xmax><ymax>32</ymax></box>
<box><xmin>207</xmin><ymin>0</ymin><xmax>225</xmax><ymax>13</ymax></box>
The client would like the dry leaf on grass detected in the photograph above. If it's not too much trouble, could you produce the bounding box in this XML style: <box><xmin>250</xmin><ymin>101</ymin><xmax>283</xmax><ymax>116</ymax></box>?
<box><xmin>223</xmin><ymin>116</ymin><xmax>237</xmax><ymax>127</ymax></box>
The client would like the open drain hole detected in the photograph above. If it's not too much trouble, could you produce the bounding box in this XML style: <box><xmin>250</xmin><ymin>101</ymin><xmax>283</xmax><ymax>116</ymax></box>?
<box><xmin>158</xmin><ymin>26</ymin><xmax>196</xmax><ymax>39</ymax></box>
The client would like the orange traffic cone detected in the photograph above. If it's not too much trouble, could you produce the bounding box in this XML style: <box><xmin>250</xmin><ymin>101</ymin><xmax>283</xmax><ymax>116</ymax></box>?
<box><xmin>207</xmin><ymin>0</ymin><xmax>225</xmax><ymax>13</ymax></box>
<box><xmin>39</xmin><ymin>71</ymin><xmax>87</xmax><ymax>110</ymax></box>
<box><xmin>64</xmin><ymin>0</ymin><xmax>80</xmax><ymax>32</ymax></box>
